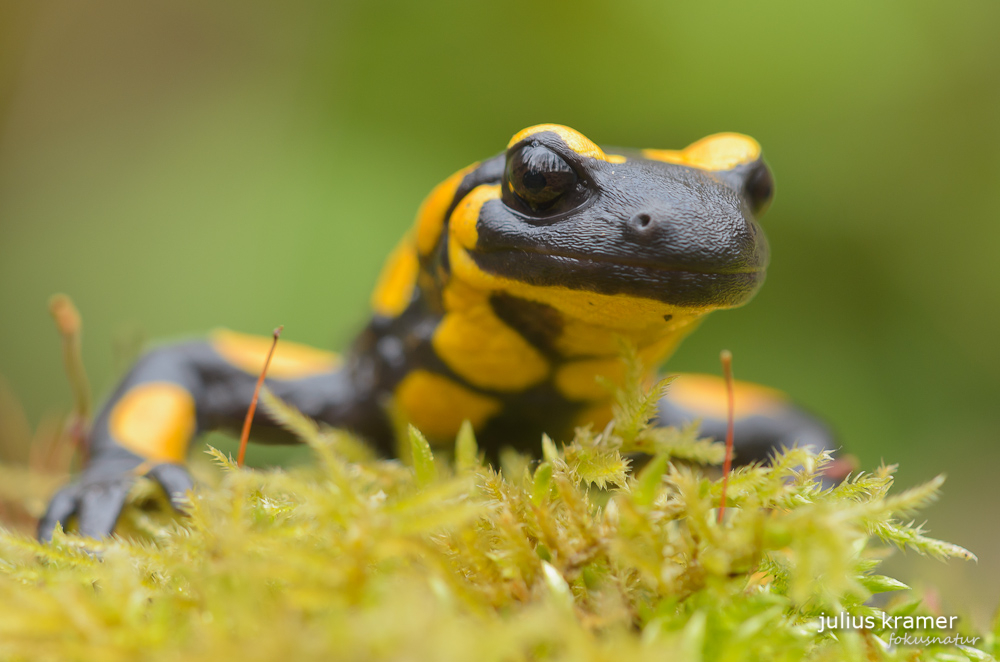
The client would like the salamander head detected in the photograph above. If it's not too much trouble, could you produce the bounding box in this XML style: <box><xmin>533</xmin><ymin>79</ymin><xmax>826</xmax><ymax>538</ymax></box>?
<box><xmin>442</xmin><ymin>124</ymin><xmax>771</xmax><ymax>328</ymax></box>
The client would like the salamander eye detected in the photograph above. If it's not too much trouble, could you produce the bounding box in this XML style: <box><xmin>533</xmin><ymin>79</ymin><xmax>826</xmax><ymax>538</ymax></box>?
<box><xmin>744</xmin><ymin>161</ymin><xmax>774</xmax><ymax>215</ymax></box>
<box><xmin>505</xmin><ymin>144</ymin><xmax>579</xmax><ymax>210</ymax></box>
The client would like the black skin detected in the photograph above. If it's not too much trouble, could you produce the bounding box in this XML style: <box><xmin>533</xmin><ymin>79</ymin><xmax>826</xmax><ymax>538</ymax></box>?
<box><xmin>38</xmin><ymin>129</ymin><xmax>836</xmax><ymax>542</ymax></box>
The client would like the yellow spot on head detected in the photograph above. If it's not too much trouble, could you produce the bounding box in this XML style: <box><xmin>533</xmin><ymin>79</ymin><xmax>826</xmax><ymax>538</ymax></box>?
<box><xmin>643</xmin><ymin>133</ymin><xmax>761</xmax><ymax>172</ymax></box>
<box><xmin>371</xmin><ymin>237</ymin><xmax>420</xmax><ymax>318</ymax></box>
<box><xmin>415</xmin><ymin>163</ymin><xmax>478</xmax><ymax>256</ymax></box>
<box><xmin>110</xmin><ymin>382</ymin><xmax>196</xmax><ymax>463</ymax></box>
<box><xmin>211</xmin><ymin>329</ymin><xmax>341</xmax><ymax>380</ymax></box>
<box><xmin>508</xmin><ymin>124</ymin><xmax>619</xmax><ymax>164</ymax></box>
<box><xmin>395</xmin><ymin>370</ymin><xmax>502</xmax><ymax>442</ymax></box>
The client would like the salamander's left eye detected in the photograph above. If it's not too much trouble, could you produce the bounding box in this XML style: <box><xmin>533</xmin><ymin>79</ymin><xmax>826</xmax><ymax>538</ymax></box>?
<box><xmin>505</xmin><ymin>145</ymin><xmax>579</xmax><ymax>211</ymax></box>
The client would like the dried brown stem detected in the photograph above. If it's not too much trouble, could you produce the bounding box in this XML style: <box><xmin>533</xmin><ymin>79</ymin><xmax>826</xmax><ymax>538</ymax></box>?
<box><xmin>237</xmin><ymin>326</ymin><xmax>283</xmax><ymax>467</ymax></box>
<box><xmin>717</xmin><ymin>349</ymin><xmax>735</xmax><ymax>524</ymax></box>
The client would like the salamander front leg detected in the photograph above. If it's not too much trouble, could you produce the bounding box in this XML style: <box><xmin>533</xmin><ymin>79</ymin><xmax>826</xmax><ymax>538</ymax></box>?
<box><xmin>38</xmin><ymin>332</ymin><xmax>386</xmax><ymax>541</ymax></box>
<box><xmin>38</xmin><ymin>343</ymin><xmax>208</xmax><ymax>541</ymax></box>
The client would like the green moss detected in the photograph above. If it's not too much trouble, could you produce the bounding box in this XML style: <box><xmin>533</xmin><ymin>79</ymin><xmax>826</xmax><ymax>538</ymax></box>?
<box><xmin>0</xmin><ymin>364</ymin><xmax>993</xmax><ymax>661</ymax></box>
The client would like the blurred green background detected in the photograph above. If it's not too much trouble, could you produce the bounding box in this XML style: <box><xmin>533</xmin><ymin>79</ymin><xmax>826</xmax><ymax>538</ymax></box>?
<box><xmin>1</xmin><ymin>0</ymin><xmax>997</xmax><ymax>623</ymax></box>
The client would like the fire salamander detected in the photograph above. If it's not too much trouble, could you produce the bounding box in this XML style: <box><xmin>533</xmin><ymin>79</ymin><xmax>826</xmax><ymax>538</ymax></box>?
<box><xmin>39</xmin><ymin>124</ymin><xmax>835</xmax><ymax>541</ymax></box>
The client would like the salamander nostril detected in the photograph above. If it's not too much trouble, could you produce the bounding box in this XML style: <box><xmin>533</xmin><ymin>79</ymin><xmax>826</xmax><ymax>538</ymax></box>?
<box><xmin>627</xmin><ymin>212</ymin><xmax>658</xmax><ymax>237</ymax></box>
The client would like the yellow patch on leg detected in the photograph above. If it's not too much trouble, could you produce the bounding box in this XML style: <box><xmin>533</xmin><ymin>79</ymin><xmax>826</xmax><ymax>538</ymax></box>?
<box><xmin>667</xmin><ymin>374</ymin><xmax>787</xmax><ymax>419</ymax></box>
<box><xmin>110</xmin><ymin>382</ymin><xmax>196</xmax><ymax>463</ymax></box>
<box><xmin>395</xmin><ymin>370</ymin><xmax>502</xmax><ymax>442</ymax></box>
<box><xmin>211</xmin><ymin>329</ymin><xmax>340</xmax><ymax>380</ymax></box>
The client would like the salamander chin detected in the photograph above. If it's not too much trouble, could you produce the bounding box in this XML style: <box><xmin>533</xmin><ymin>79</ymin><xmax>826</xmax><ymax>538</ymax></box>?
<box><xmin>470</xmin><ymin>247</ymin><xmax>766</xmax><ymax>308</ymax></box>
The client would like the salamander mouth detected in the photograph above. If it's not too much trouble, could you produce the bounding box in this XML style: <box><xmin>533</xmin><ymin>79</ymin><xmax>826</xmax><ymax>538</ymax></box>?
<box><xmin>497</xmin><ymin>244</ymin><xmax>764</xmax><ymax>276</ymax></box>
<box><xmin>469</xmin><ymin>247</ymin><xmax>766</xmax><ymax>308</ymax></box>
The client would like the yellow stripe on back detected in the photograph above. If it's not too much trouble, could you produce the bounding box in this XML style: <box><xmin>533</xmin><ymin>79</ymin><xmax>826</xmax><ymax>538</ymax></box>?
<box><xmin>395</xmin><ymin>370</ymin><xmax>502</xmax><ymax>442</ymax></box>
<box><xmin>110</xmin><ymin>382</ymin><xmax>195</xmax><ymax>463</ymax></box>
<box><xmin>643</xmin><ymin>133</ymin><xmax>761</xmax><ymax>171</ymax></box>
<box><xmin>211</xmin><ymin>329</ymin><xmax>340</xmax><ymax>379</ymax></box>
<box><xmin>371</xmin><ymin>237</ymin><xmax>420</xmax><ymax>318</ymax></box>
<box><xmin>415</xmin><ymin>163</ymin><xmax>478</xmax><ymax>257</ymax></box>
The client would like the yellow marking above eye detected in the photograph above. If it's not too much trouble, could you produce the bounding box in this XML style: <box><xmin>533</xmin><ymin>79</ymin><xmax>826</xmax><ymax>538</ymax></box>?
<box><xmin>643</xmin><ymin>133</ymin><xmax>761</xmax><ymax>171</ymax></box>
<box><xmin>395</xmin><ymin>370</ymin><xmax>502</xmax><ymax>442</ymax></box>
<box><xmin>110</xmin><ymin>382</ymin><xmax>196</xmax><ymax>463</ymax></box>
<box><xmin>371</xmin><ymin>237</ymin><xmax>420</xmax><ymax>318</ymax></box>
<box><xmin>508</xmin><ymin>124</ymin><xmax>623</xmax><ymax>164</ymax></box>
<box><xmin>667</xmin><ymin>373</ymin><xmax>787</xmax><ymax>419</ymax></box>
<box><xmin>211</xmin><ymin>329</ymin><xmax>341</xmax><ymax>379</ymax></box>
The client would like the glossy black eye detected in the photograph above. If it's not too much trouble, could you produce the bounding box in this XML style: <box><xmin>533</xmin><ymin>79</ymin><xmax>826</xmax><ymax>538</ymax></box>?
<box><xmin>744</xmin><ymin>161</ymin><xmax>774</xmax><ymax>215</ymax></box>
<box><xmin>505</xmin><ymin>145</ymin><xmax>579</xmax><ymax>210</ymax></box>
